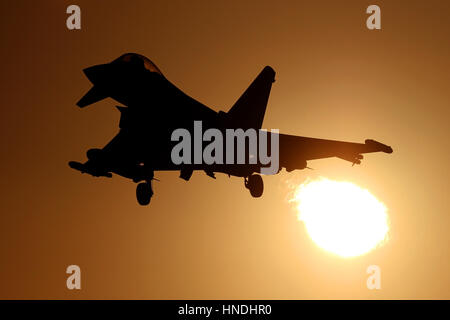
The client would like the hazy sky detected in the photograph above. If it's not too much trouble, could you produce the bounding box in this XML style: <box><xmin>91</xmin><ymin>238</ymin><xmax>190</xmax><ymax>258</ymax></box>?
<box><xmin>0</xmin><ymin>0</ymin><xmax>449</xmax><ymax>299</ymax></box>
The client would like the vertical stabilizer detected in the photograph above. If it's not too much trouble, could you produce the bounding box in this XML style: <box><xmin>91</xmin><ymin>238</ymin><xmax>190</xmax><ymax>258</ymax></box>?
<box><xmin>227</xmin><ymin>66</ymin><xmax>275</xmax><ymax>129</ymax></box>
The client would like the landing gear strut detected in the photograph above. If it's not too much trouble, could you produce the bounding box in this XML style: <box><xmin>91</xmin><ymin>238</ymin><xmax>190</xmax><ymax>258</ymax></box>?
<box><xmin>245</xmin><ymin>174</ymin><xmax>264</xmax><ymax>198</ymax></box>
<box><xmin>136</xmin><ymin>181</ymin><xmax>153</xmax><ymax>206</ymax></box>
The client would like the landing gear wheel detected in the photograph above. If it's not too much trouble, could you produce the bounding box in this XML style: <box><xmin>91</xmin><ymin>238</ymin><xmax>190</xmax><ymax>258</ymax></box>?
<box><xmin>136</xmin><ymin>182</ymin><xmax>153</xmax><ymax>206</ymax></box>
<box><xmin>245</xmin><ymin>174</ymin><xmax>264</xmax><ymax>198</ymax></box>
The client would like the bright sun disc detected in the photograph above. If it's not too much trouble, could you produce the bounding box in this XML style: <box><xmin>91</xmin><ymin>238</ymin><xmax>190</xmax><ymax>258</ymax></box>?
<box><xmin>291</xmin><ymin>178</ymin><xmax>389</xmax><ymax>258</ymax></box>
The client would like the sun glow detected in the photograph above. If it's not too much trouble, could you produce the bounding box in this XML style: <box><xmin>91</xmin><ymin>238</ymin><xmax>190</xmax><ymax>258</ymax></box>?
<box><xmin>291</xmin><ymin>178</ymin><xmax>389</xmax><ymax>258</ymax></box>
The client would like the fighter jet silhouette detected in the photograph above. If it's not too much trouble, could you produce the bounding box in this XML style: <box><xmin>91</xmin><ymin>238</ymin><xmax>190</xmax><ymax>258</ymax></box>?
<box><xmin>69</xmin><ymin>53</ymin><xmax>393</xmax><ymax>205</ymax></box>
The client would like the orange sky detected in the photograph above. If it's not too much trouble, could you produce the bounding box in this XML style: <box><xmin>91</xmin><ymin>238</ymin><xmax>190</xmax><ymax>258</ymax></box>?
<box><xmin>0</xmin><ymin>0</ymin><xmax>449</xmax><ymax>299</ymax></box>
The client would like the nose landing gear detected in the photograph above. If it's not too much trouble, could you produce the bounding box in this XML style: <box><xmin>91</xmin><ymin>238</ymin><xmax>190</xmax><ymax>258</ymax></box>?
<box><xmin>245</xmin><ymin>174</ymin><xmax>264</xmax><ymax>198</ymax></box>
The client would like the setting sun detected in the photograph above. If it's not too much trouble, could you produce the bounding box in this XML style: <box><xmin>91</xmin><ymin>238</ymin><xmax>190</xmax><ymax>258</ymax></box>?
<box><xmin>291</xmin><ymin>178</ymin><xmax>389</xmax><ymax>258</ymax></box>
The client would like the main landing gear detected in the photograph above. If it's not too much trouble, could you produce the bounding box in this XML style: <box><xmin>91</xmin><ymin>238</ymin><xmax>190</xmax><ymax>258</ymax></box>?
<box><xmin>245</xmin><ymin>174</ymin><xmax>264</xmax><ymax>198</ymax></box>
<box><xmin>136</xmin><ymin>181</ymin><xmax>153</xmax><ymax>206</ymax></box>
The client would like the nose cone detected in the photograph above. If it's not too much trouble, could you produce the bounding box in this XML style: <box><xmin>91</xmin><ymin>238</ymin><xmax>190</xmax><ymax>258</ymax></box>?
<box><xmin>83</xmin><ymin>63</ymin><xmax>111</xmax><ymax>84</ymax></box>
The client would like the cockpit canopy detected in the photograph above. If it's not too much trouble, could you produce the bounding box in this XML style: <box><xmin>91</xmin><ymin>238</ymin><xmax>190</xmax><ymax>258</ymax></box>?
<box><xmin>115</xmin><ymin>53</ymin><xmax>163</xmax><ymax>75</ymax></box>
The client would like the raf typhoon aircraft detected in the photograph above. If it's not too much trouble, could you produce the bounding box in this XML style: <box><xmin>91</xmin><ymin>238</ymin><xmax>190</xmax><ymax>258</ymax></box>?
<box><xmin>69</xmin><ymin>53</ymin><xmax>393</xmax><ymax>205</ymax></box>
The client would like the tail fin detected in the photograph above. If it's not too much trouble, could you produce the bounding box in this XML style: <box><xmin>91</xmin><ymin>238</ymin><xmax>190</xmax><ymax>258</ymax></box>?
<box><xmin>227</xmin><ymin>66</ymin><xmax>275</xmax><ymax>129</ymax></box>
